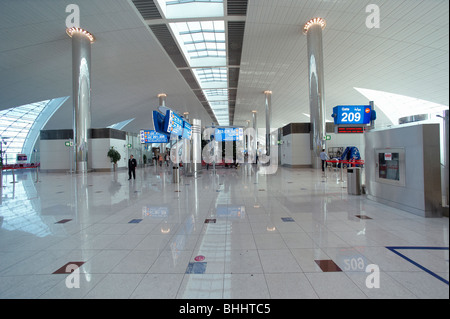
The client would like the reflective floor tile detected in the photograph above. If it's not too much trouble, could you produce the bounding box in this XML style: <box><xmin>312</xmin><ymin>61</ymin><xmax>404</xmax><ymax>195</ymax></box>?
<box><xmin>186</xmin><ymin>262</ymin><xmax>207</xmax><ymax>274</ymax></box>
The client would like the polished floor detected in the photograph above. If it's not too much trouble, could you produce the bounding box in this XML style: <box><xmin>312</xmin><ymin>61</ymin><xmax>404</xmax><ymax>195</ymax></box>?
<box><xmin>0</xmin><ymin>164</ymin><xmax>448</xmax><ymax>299</ymax></box>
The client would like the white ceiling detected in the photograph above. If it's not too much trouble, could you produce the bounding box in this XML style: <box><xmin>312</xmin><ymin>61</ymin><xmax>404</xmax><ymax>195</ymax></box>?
<box><xmin>0</xmin><ymin>0</ymin><xmax>448</xmax><ymax>134</ymax></box>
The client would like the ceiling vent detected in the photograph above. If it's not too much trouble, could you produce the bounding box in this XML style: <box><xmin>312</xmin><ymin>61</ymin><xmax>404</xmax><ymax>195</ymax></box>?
<box><xmin>132</xmin><ymin>0</ymin><xmax>162</xmax><ymax>19</ymax></box>
<box><xmin>227</xmin><ymin>0</ymin><xmax>248</xmax><ymax>16</ymax></box>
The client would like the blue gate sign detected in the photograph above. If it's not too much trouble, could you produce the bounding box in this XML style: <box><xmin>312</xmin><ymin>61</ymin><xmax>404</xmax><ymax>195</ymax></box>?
<box><xmin>332</xmin><ymin>105</ymin><xmax>372</xmax><ymax>125</ymax></box>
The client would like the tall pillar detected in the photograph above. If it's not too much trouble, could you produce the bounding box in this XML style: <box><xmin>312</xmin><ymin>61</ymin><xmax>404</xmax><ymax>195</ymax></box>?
<box><xmin>303</xmin><ymin>18</ymin><xmax>327</xmax><ymax>169</ymax></box>
<box><xmin>264</xmin><ymin>91</ymin><xmax>272</xmax><ymax>157</ymax></box>
<box><xmin>67</xmin><ymin>27</ymin><xmax>95</xmax><ymax>173</ymax></box>
<box><xmin>252</xmin><ymin>110</ymin><xmax>258</xmax><ymax>154</ymax></box>
<box><xmin>191</xmin><ymin>119</ymin><xmax>202</xmax><ymax>177</ymax></box>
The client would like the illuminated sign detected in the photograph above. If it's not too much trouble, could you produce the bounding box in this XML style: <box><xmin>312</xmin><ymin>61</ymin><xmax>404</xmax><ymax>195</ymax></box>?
<box><xmin>332</xmin><ymin>105</ymin><xmax>372</xmax><ymax>125</ymax></box>
<box><xmin>165</xmin><ymin>110</ymin><xmax>184</xmax><ymax>136</ymax></box>
<box><xmin>140</xmin><ymin>130</ymin><xmax>170</xmax><ymax>144</ymax></box>
<box><xmin>215</xmin><ymin>127</ymin><xmax>244</xmax><ymax>142</ymax></box>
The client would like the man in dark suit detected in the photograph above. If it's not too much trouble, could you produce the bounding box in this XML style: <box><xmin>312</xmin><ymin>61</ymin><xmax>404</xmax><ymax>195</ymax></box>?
<box><xmin>128</xmin><ymin>155</ymin><xmax>137</xmax><ymax>180</ymax></box>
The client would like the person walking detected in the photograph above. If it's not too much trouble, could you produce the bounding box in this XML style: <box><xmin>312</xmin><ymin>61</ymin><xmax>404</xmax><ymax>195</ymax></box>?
<box><xmin>128</xmin><ymin>155</ymin><xmax>137</xmax><ymax>180</ymax></box>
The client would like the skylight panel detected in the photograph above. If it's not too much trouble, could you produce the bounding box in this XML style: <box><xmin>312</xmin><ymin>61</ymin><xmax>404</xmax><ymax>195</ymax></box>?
<box><xmin>163</xmin><ymin>4</ymin><xmax>230</xmax><ymax>127</ymax></box>
<box><xmin>157</xmin><ymin>0</ymin><xmax>224</xmax><ymax>19</ymax></box>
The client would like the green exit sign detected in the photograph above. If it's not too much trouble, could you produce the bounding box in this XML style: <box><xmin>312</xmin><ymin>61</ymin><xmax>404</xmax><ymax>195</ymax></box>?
<box><xmin>324</xmin><ymin>135</ymin><xmax>331</xmax><ymax>141</ymax></box>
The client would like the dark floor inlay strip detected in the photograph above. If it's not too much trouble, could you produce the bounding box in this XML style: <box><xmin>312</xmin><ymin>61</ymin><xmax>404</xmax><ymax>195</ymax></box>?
<box><xmin>53</xmin><ymin>262</ymin><xmax>85</xmax><ymax>274</ymax></box>
<box><xmin>55</xmin><ymin>219</ymin><xmax>72</xmax><ymax>224</ymax></box>
<box><xmin>355</xmin><ymin>215</ymin><xmax>372</xmax><ymax>219</ymax></box>
<box><xmin>315</xmin><ymin>260</ymin><xmax>342</xmax><ymax>272</ymax></box>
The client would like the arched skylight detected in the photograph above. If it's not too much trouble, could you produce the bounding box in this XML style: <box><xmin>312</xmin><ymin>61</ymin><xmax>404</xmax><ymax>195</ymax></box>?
<box><xmin>354</xmin><ymin>87</ymin><xmax>449</xmax><ymax>125</ymax></box>
<box><xmin>0</xmin><ymin>97</ymin><xmax>68</xmax><ymax>164</ymax></box>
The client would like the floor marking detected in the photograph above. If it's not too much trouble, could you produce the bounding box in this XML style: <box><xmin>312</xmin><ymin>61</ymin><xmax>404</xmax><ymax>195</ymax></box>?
<box><xmin>386</xmin><ymin>246</ymin><xmax>449</xmax><ymax>285</ymax></box>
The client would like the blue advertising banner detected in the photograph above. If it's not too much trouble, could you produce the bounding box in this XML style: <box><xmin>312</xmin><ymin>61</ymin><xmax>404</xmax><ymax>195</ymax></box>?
<box><xmin>152</xmin><ymin>111</ymin><xmax>166</xmax><ymax>134</ymax></box>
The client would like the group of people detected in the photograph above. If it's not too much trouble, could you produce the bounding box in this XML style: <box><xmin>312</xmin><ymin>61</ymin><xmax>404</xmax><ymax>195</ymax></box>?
<box><xmin>156</xmin><ymin>153</ymin><xmax>170</xmax><ymax>167</ymax></box>
<box><xmin>128</xmin><ymin>150</ymin><xmax>331</xmax><ymax>180</ymax></box>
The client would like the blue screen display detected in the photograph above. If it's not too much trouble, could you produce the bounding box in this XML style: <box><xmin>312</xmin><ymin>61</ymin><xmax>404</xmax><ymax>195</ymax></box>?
<box><xmin>140</xmin><ymin>130</ymin><xmax>170</xmax><ymax>144</ymax></box>
<box><xmin>332</xmin><ymin>105</ymin><xmax>372</xmax><ymax>125</ymax></box>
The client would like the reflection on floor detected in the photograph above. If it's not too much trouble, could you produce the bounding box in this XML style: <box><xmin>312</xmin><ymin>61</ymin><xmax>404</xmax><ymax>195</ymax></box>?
<box><xmin>0</xmin><ymin>165</ymin><xmax>448</xmax><ymax>299</ymax></box>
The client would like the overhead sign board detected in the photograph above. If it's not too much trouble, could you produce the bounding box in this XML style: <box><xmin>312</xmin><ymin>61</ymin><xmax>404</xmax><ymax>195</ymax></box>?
<box><xmin>140</xmin><ymin>130</ymin><xmax>170</xmax><ymax>144</ymax></box>
<box><xmin>182</xmin><ymin>121</ymin><xmax>192</xmax><ymax>140</ymax></box>
<box><xmin>164</xmin><ymin>110</ymin><xmax>184</xmax><ymax>136</ymax></box>
<box><xmin>332</xmin><ymin>105</ymin><xmax>372</xmax><ymax>125</ymax></box>
<box><xmin>215</xmin><ymin>127</ymin><xmax>244</xmax><ymax>142</ymax></box>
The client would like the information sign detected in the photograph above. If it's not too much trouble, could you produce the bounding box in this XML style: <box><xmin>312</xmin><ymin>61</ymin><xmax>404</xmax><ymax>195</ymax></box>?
<box><xmin>140</xmin><ymin>130</ymin><xmax>170</xmax><ymax>144</ymax></box>
<box><xmin>215</xmin><ymin>128</ymin><xmax>244</xmax><ymax>142</ymax></box>
<box><xmin>182</xmin><ymin>121</ymin><xmax>192</xmax><ymax>140</ymax></box>
<box><xmin>165</xmin><ymin>110</ymin><xmax>184</xmax><ymax>136</ymax></box>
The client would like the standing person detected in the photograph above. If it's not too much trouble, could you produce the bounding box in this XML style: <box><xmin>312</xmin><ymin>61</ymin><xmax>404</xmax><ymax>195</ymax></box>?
<box><xmin>159</xmin><ymin>154</ymin><xmax>163</xmax><ymax>167</ymax></box>
<box><xmin>320</xmin><ymin>149</ymin><xmax>329</xmax><ymax>172</ymax></box>
<box><xmin>128</xmin><ymin>155</ymin><xmax>137</xmax><ymax>180</ymax></box>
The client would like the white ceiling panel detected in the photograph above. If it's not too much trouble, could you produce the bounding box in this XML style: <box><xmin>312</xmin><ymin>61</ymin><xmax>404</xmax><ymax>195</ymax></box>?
<box><xmin>0</xmin><ymin>0</ymin><xmax>448</xmax><ymax>134</ymax></box>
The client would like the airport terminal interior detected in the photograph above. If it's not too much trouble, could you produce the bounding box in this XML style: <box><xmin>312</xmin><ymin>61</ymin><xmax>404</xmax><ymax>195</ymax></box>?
<box><xmin>0</xmin><ymin>0</ymin><xmax>449</xmax><ymax>300</ymax></box>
